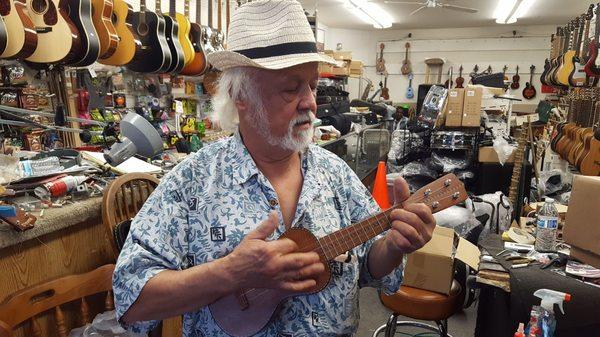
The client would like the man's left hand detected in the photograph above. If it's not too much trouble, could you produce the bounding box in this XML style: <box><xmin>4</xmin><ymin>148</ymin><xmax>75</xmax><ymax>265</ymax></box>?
<box><xmin>384</xmin><ymin>177</ymin><xmax>436</xmax><ymax>257</ymax></box>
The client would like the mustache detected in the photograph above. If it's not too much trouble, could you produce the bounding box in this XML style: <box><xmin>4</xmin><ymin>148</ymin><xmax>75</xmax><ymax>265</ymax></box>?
<box><xmin>293</xmin><ymin>110</ymin><xmax>315</xmax><ymax>126</ymax></box>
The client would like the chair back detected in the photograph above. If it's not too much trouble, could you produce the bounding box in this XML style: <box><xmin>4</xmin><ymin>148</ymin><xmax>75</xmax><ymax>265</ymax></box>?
<box><xmin>102</xmin><ymin>173</ymin><xmax>160</xmax><ymax>256</ymax></box>
<box><xmin>0</xmin><ymin>265</ymin><xmax>116</xmax><ymax>337</ymax></box>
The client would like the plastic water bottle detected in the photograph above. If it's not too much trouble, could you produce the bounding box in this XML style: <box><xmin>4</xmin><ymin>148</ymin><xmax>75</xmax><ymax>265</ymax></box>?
<box><xmin>535</xmin><ymin>198</ymin><xmax>559</xmax><ymax>252</ymax></box>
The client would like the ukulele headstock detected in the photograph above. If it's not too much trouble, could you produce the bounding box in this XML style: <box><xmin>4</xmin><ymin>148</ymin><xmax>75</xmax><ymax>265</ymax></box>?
<box><xmin>403</xmin><ymin>173</ymin><xmax>467</xmax><ymax>213</ymax></box>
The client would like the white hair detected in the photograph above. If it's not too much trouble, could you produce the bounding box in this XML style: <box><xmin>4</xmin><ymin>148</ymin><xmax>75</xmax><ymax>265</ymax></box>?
<box><xmin>211</xmin><ymin>67</ymin><xmax>263</xmax><ymax>132</ymax></box>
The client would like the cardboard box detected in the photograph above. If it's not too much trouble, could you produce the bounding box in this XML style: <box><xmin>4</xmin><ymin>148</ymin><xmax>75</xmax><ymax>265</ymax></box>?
<box><xmin>318</xmin><ymin>63</ymin><xmax>334</xmax><ymax>74</ymax></box>
<box><xmin>333</xmin><ymin>50</ymin><xmax>352</xmax><ymax>61</ymax></box>
<box><xmin>445</xmin><ymin>88</ymin><xmax>464</xmax><ymax>127</ymax></box>
<box><xmin>330</xmin><ymin>61</ymin><xmax>350</xmax><ymax>76</ymax></box>
<box><xmin>462</xmin><ymin>87</ymin><xmax>483</xmax><ymax>127</ymax></box>
<box><xmin>349</xmin><ymin>60</ymin><xmax>364</xmax><ymax>77</ymax></box>
<box><xmin>403</xmin><ymin>226</ymin><xmax>480</xmax><ymax>295</ymax></box>
<box><xmin>478</xmin><ymin>146</ymin><xmax>515</xmax><ymax>163</ymax></box>
<box><xmin>564</xmin><ymin>175</ymin><xmax>600</xmax><ymax>268</ymax></box>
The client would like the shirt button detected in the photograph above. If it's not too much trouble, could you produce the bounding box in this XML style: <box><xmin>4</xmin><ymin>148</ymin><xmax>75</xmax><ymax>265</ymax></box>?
<box><xmin>269</xmin><ymin>199</ymin><xmax>278</xmax><ymax>207</ymax></box>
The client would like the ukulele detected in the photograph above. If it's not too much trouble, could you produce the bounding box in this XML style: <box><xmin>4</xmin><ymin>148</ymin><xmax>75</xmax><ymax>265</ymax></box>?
<box><xmin>92</xmin><ymin>0</ymin><xmax>119</xmax><ymax>59</ymax></box>
<box><xmin>99</xmin><ymin>0</ymin><xmax>140</xmax><ymax>66</ymax></box>
<box><xmin>209</xmin><ymin>174</ymin><xmax>468</xmax><ymax>337</ymax></box>
<box><xmin>381</xmin><ymin>72</ymin><xmax>389</xmax><ymax>100</ymax></box>
<box><xmin>25</xmin><ymin>0</ymin><xmax>79</xmax><ymax>64</ymax></box>
<box><xmin>64</xmin><ymin>0</ymin><xmax>101</xmax><ymax>66</ymax></box>
<box><xmin>401</xmin><ymin>42</ymin><xmax>411</xmax><ymax>75</ymax></box>
<box><xmin>0</xmin><ymin>0</ymin><xmax>37</xmax><ymax>59</ymax></box>
<box><xmin>511</xmin><ymin>65</ymin><xmax>520</xmax><ymax>89</ymax></box>
<box><xmin>376</xmin><ymin>43</ymin><xmax>386</xmax><ymax>74</ymax></box>
<box><xmin>127</xmin><ymin>0</ymin><xmax>172</xmax><ymax>73</ymax></box>
<box><xmin>522</xmin><ymin>65</ymin><xmax>537</xmax><ymax>100</ymax></box>
<box><xmin>406</xmin><ymin>72</ymin><xmax>414</xmax><ymax>99</ymax></box>
<box><xmin>162</xmin><ymin>0</ymin><xmax>185</xmax><ymax>73</ymax></box>
<box><xmin>455</xmin><ymin>65</ymin><xmax>464</xmax><ymax>88</ymax></box>
<box><xmin>585</xmin><ymin>4</ymin><xmax>600</xmax><ymax>77</ymax></box>
<box><xmin>180</xmin><ymin>0</ymin><xmax>208</xmax><ymax>75</ymax></box>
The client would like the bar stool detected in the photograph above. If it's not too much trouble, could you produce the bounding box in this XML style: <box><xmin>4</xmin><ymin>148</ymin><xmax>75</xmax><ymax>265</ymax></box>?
<box><xmin>373</xmin><ymin>280</ymin><xmax>462</xmax><ymax>337</ymax></box>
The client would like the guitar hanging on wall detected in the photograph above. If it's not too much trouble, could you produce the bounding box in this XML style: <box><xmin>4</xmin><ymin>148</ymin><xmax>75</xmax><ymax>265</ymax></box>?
<box><xmin>180</xmin><ymin>0</ymin><xmax>208</xmax><ymax>75</ymax></box>
<box><xmin>64</xmin><ymin>0</ymin><xmax>100</xmax><ymax>66</ymax></box>
<box><xmin>511</xmin><ymin>65</ymin><xmax>520</xmax><ymax>89</ymax></box>
<box><xmin>209</xmin><ymin>174</ymin><xmax>468</xmax><ymax>337</ymax></box>
<box><xmin>401</xmin><ymin>42</ymin><xmax>411</xmax><ymax>75</ymax></box>
<box><xmin>127</xmin><ymin>0</ymin><xmax>172</xmax><ymax>73</ymax></box>
<box><xmin>455</xmin><ymin>65</ymin><xmax>464</xmax><ymax>88</ymax></box>
<box><xmin>381</xmin><ymin>71</ymin><xmax>389</xmax><ymax>100</ymax></box>
<box><xmin>0</xmin><ymin>0</ymin><xmax>37</xmax><ymax>59</ymax></box>
<box><xmin>99</xmin><ymin>0</ymin><xmax>140</xmax><ymax>66</ymax></box>
<box><xmin>376</xmin><ymin>43</ymin><xmax>386</xmax><ymax>74</ymax></box>
<box><xmin>162</xmin><ymin>0</ymin><xmax>186</xmax><ymax>73</ymax></box>
<box><xmin>522</xmin><ymin>65</ymin><xmax>537</xmax><ymax>100</ymax></box>
<box><xmin>406</xmin><ymin>72</ymin><xmax>414</xmax><ymax>99</ymax></box>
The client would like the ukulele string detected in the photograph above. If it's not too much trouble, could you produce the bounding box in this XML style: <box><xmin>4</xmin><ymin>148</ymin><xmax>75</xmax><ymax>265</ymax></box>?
<box><xmin>239</xmin><ymin>188</ymin><xmax>464</xmax><ymax>302</ymax></box>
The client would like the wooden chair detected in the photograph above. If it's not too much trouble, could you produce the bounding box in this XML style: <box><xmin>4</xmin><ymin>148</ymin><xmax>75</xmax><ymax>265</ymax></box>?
<box><xmin>0</xmin><ymin>264</ymin><xmax>115</xmax><ymax>337</ymax></box>
<box><xmin>102</xmin><ymin>173</ymin><xmax>160</xmax><ymax>257</ymax></box>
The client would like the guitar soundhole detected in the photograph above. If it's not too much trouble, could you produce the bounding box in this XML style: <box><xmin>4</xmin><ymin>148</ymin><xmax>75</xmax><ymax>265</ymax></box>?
<box><xmin>138</xmin><ymin>22</ymin><xmax>149</xmax><ymax>36</ymax></box>
<box><xmin>112</xmin><ymin>12</ymin><xmax>118</xmax><ymax>25</ymax></box>
<box><xmin>31</xmin><ymin>0</ymin><xmax>48</xmax><ymax>14</ymax></box>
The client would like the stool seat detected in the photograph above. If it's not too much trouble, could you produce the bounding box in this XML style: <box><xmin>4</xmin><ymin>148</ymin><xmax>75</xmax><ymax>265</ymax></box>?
<box><xmin>380</xmin><ymin>280</ymin><xmax>462</xmax><ymax>322</ymax></box>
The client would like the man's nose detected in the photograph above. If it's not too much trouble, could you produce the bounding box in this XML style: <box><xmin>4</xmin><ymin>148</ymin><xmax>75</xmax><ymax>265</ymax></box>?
<box><xmin>298</xmin><ymin>84</ymin><xmax>317</xmax><ymax>111</ymax></box>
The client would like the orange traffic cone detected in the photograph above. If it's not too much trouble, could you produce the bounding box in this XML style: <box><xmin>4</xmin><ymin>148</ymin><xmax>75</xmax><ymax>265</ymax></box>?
<box><xmin>372</xmin><ymin>161</ymin><xmax>390</xmax><ymax>209</ymax></box>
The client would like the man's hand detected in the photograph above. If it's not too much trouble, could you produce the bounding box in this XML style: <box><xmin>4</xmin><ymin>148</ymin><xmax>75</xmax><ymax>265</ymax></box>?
<box><xmin>223</xmin><ymin>212</ymin><xmax>325</xmax><ymax>292</ymax></box>
<box><xmin>384</xmin><ymin>177</ymin><xmax>436</xmax><ymax>257</ymax></box>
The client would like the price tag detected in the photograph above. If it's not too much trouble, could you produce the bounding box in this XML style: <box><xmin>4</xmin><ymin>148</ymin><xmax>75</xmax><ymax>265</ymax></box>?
<box><xmin>175</xmin><ymin>100</ymin><xmax>184</xmax><ymax>114</ymax></box>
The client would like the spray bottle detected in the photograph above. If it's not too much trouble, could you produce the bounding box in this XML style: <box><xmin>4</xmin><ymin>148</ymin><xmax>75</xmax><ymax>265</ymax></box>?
<box><xmin>531</xmin><ymin>289</ymin><xmax>571</xmax><ymax>337</ymax></box>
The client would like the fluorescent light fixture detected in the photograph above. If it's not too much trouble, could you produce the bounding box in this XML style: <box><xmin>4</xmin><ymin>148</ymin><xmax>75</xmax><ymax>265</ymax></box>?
<box><xmin>494</xmin><ymin>0</ymin><xmax>536</xmax><ymax>24</ymax></box>
<box><xmin>345</xmin><ymin>0</ymin><xmax>393</xmax><ymax>29</ymax></box>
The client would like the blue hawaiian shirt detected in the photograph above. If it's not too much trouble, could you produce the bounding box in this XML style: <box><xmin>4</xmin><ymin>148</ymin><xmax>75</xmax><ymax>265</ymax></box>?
<box><xmin>113</xmin><ymin>131</ymin><xmax>404</xmax><ymax>337</ymax></box>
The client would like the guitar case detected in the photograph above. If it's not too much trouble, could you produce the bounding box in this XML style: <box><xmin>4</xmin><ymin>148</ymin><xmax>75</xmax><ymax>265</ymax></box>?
<box><xmin>471</xmin><ymin>72</ymin><xmax>504</xmax><ymax>88</ymax></box>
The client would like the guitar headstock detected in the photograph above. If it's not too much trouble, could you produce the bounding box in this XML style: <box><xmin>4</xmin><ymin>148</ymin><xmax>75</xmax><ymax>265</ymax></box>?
<box><xmin>403</xmin><ymin>173</ymin><xmax>467</xmax><ymax>214</ymax></box>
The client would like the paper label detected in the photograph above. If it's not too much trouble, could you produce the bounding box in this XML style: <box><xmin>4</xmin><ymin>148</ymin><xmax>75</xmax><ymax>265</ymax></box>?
<box><xmin>537</xmin><ymin>216</ymin><xmax>558</xmax><ymax>229</ymax></box>
<box><xmin>175</xmin><ymin>100</ymin><xmax>184</xmax><ymax>114</ymax></box>
<box><xmin>467</xmin><ymin>90</ymin><xmax>475</xmax><ymax>97</ymax></box>
<box><xmin>450</xmin><ymin>91</ymin><xmax>458</xmax><ymax>97</ymax></box>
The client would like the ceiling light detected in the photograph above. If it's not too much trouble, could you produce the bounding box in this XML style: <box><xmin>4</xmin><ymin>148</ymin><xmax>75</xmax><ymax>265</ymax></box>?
<box><xmin>345</xmin><ymin>0</ymin><xmax>393</xmax><ymax>29</ymax></box>
<box><xmin>494</xmin><ymin>0</ymin><xmax>536</xmax><ymax>24</ymax></box>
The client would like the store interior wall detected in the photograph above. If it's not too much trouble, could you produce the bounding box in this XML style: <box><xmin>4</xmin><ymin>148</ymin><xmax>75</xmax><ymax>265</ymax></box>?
<box><xmin>323</xmin><ymin>24</ymin><xmax>555</xmax><ymax>105</ymax></box>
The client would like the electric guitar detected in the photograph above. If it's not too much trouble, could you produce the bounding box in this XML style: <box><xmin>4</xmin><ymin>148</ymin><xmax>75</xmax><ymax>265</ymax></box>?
<box><xmin>569</xmin><ymin>9</ymin><xmax>593</xmax><ymax>87</ymax></box>
<box><xmin>92</xmin><ymin>0</ymin><xmax>119</xmax><ymax>59</ymax></box>
<box><xmin>584</xmin><ymin>4</ymin><xmax>600</xmax><ymax>77</ymax></box>
<box><xmin>127</xmin><ymin>0</ymin><xmax>172</xmax><ymax>73</ymax></box>
<box><xmin>546</xmin><ymin>26</ymin><xmax>565</xmax><ymax>87</ymax></box>
<box><xmin>0</xmin><ymin>0</ymin><xmax>37</xmax><ymax>59</ymax></box>
<box><xmin>209</xmin><ymin>174</ymin><xmax>467</xmax><ymax>337</ymax></box>
<box><xmin>549</xmin><ymin>24</ymin><xmax>570</xmax><ymax>87</ymax></box>
<box><xmin>25</xmin><ymin>0</ymin><xmax>79</xmax><ymax>64</ymax></box>
<box><xmin>64</xmin><ymin>0</ymin><xmax>100</xmax><ymax>66</ymax></box>
<box><xmin>174</xmin><ymin>0</ymin><xmax>194</xmax><ymax>67</ymax></box>
<box><xmin>540</xmin><ymin>32</ymin><xmax>555</xmax><ymax>87</ymax></box>
<box><xmin>522</xmin><ymin>65</ymin><xmax>536</xmax><ymax>100</ymax></box>
<box><xmin>406</xmin><ymin>72</ymin><xmax>414</xmax><ymax>99</ymax></box>
<box><xmin>180</xmin><ymin>0</ymin><xmax>208</xmax><ymax>75</ymax></box>
<box><xmin>99</xmin><ymin>0</ymin><xmax>139</xmax><ymax>66</ymax></box>
<box><xmin>455</xmin><ymin>65</ymin><xmax>464</xmax><ymax>88</ymax></box>
<box><xmin>556</xmin><ymin>19</ymin><xmax>579</xmax><ymax>87</ymax></box>
<box><xmin>162</xmin><ymin>0</ymin><xmax>185</xmax><ymax>73</ymax></box>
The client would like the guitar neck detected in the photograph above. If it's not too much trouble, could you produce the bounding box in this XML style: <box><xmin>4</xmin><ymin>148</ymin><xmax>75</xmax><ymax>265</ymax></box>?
<box><xmin>208</xmin><ymin>0</ymin><xmax>213</xmax><ymax>28</ymax></box>
<box><xmin>508</xmin><ymin>129</ymin><xmax>527</xmax><ymax>210</ymax></box>
<box><xmin>217</xmin><ymin>0</ymin><xmax>222</xmax><ymax>31</ymax></box>
<box><xmin>155</xmin><ymin>0</ymin><xmax>162</xmax><ymax>13</ymax></box>
<box><xmin>140</xmin><ymin>0</ymin><xmax>147</xmax><ymax>12</ymax></box>
<box><xmin>316</xmin><ymin>174</ymin><xmax>466</xmax><ymax>260</ymax></box>
<box><xmin>184</xmin><ymin>0</ymin><xmax>190</xmax><ymax>17</ymax></box>
<box><xmin>170</xmin><ymin>0</ymin><xmax>176</xmax><ymax>16</ymax></box>
<box><xmin>196</xmin><ymin>0</ymin><xmax>202</xmax><ymax>24</ymax></box>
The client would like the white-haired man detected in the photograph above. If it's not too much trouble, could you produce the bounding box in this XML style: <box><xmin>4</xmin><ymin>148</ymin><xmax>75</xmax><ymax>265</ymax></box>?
<box><xmin>113</xmin><ymin>1</ymin><xmax>436</xmax><ymax>336</ymax></box>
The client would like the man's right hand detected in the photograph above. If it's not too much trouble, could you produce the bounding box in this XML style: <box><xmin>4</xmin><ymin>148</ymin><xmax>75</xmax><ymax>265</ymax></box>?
<box><xmin>223</xmin><ymin>212</ymin><xmax>325</xmax><ymax>292</ymax></box>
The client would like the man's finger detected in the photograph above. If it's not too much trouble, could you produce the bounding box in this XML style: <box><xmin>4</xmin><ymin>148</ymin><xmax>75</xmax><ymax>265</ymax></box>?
<box><xmin>276</xmin><ymin>252</ymin><xmax>321</xmax><ymax>271</ymax></box>
<box><xmin>246</xmin><ymin>212</ymin><xmax>279</xmax><ymax>240</ymax></box>
<box><xmin>393</xmin><ymin>177</ymin><xmax>410</xmax><ymax>205</ymax></box>
<box><xmin>278</xmin><ymin>279</ymin><xmax>317</xmax><ymax>292</ymax></box>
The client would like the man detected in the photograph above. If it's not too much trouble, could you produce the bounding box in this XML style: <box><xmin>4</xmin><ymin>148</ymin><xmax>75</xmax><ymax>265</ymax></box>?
<box><xmin>113</xmin><ymin>0</ymin><xmax>436</xmax><ymax>336</ymax></box>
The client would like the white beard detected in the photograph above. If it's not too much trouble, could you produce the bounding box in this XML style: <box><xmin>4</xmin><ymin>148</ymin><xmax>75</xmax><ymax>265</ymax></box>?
<box><xmin>245</xmin><ymin>105</ymin><xmax>315</xmax><ymax>152</ymax></box>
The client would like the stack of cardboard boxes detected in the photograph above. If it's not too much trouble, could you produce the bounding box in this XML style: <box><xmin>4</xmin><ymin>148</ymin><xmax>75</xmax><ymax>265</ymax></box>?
<box><xmin>318</xmin><ymin>50</ymin><xmax>363</xmax><ymax>77</ymax></box>
<box><xmin>445</xmin><ymin>86</ymin><xmax>483</xmax><ymax>127</ymax></box>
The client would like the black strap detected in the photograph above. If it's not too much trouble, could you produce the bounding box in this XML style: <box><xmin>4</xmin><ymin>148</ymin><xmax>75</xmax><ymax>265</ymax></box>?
<box><xmin>236</xmin><ymin>41</ymin><xmax>317</xmax><ymax>59</ymax></box>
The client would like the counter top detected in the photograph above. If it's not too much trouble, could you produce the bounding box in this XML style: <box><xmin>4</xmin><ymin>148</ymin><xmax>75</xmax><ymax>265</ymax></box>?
<box><xmin>0</xmin><ymin>197</ymin><xmax>102</xmax><ymax>250</ymax></box>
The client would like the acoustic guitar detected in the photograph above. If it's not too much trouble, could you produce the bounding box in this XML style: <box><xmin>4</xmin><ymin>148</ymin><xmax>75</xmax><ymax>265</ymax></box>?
<box><xmin>580</xmin><ymin>127</ymin><xmax>600</xmax><ymax>176</ymax></box>
<box><xmin>127</xmin><ymin>0</ymin><xmax>171</xmax><ymax>73</ymax></box>
<box><xmin>209</xmin><ymin>174</ymin><xmax>467</xmax><ymax>337</ymax></box>
<box><xmin>406</xmin><ymin>72</ymin><xmax>414</xmax><ymax>99</ymax></box>
<box><xmin>25</xmin><ymin>0</ymin><xmax>79</xmax><ymax>64</ymax></box>
<box><xmin>64</xmin><ymin>0</ymin><xmax>100</xmax><ymax>66</ymax></box>
<box><xmin>510</xmin><ymin>65</ymin><xmax>520</xmax><ymax>89</ymax></box>
<box><xmin>180</xmin><ymin>0</ymin><xmax>208</xmax><ymax>76</ymax></box>
<box><xmin>174</xmin><ymin>0</ymin><xmax>194</xmax><ymax>67</ymax></box>
<box><xmin>99</xmin><ymin>0</ymin><xmax>139</xmax><ymax>66</ymax></box>
<box><xmin>455</xmin><ymin>65</ymin><xmax>464</xmax><ymax>88</ymax></box>
<box><xmin>555</xmin><ymin>19</ymin><xmax>579</xmax><ymax>87</ymax></box>
<box><xmin>522</xmin><ymin>65</ymin><xmax>536</xmax><ymax>100</ymax></box>
<box><xmin>0</xmin><ymin>0</ymin><xmax>37</xmax><ymax>59</ymax></box>
<box><xmin>162</xmin><ymin>0</ymin><xmax>185</xmax><ymax>73</ymax></box>
<box><xmin>376</xmin><ymin>43</ymin><xmax>385</xmax><ymax>74</ymax></box>
<box><xmin>92</xmin><ymin>0</ymin><xmax>119</xmax><ymax>59</ymax></box>
<box><xmin>400</xmin><ymin>42</ymin><xmax>411</xmax><ymax>75</ymax></box>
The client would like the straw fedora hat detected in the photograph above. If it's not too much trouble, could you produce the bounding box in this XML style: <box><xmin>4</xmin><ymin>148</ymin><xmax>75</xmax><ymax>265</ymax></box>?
<box><xmin>206</xmin><ymin>0</ymin><xmax>337</xmax><ymax>71</ymax></box>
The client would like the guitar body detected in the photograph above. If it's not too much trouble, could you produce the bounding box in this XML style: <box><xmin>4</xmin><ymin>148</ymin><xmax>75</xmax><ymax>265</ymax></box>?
<box><xmin>568</xmin><ymin>127</ymin><xmax>585</xmax><ymax>165</ymax></box>
<box><xmin>551</xmin><ymin>122</ymin><xmax>566</xmax><ymax>152</ymax></box>
<box><xmin>580</xmin><ymin>129</ymin><xmax>600</xmax><ymax>175</ymax></box>
<box><xmin>555</xmin><ymin>123</ymin><xmax>575</xmax><ymax>158</ymax></box>
<box><xmin>209</xmin><ymin>227</ymin><xmax>331</xmax><ymax>337</ymax></box>
<box><xmin>127</xmin><ymin>10</ymin><xmax>172</xmax><ymax>73</ymax></box>
<box><xmin>574</xmin><ymin>128</ymin><xmax>593</xmax><ymax>168</ymax></box>
<box><xmin>64</xmin><ymin>0</ymin><xmax>100</xmax><ymax>66</ymax></box>
<box><xmin>92</xmin><ymin>0</ymin><xmax>119</xmax><ymax>59</ymax></box>
<box><xmin>175</xmin><ymin>13</ymin><xmax>194</xmax><ymax>66</ymax></box>
<box><xmin>180</xmin><ymin>21</ymin><xmax>207</xmax><ymax>75</ymax></box>
<box><xmin>555</xmin><ymin>50</ymin><xmax>576</xmax><ymax>86</ymax></box>
<box><xmin>570</xmin><ymin>57</ymin><xmax>588</xmax><ymax>87</ymax></box>
<box><xmin>584</xmin><ymin>39</ymin><xmax>600</xmax><ymax>76</ymax></box>
<box><xmin>99</xmin><ymin>0</ymin><xmax>138</xmax><ymax>66</ymax></box>
<box><xmin>400</xmin><ymin>60</ymin><xmax>411</xmax><ymax>76</ymax></box>
<box><xmin>0</xmin><ymin>0</ymin><xmax>37</xmax><ymax>59</ymax></box>
<box><xmin>522</xmin><ymin>83</ymin><xmax>536</xmax><ymax>99</ymax></box>
<box><xmin>549</xmin><ymin>56</ymin><xmax>563</xmax><ymax>86</ymax></box>
<box><xmin>25</xmin><ymin>0</ymin><xmax>79</xmax><ymax>64</ymax></box>
<box><xmin>163</xmin><ymin>13</ymin><xmax>185</xmax><ymax>73</ymax></box>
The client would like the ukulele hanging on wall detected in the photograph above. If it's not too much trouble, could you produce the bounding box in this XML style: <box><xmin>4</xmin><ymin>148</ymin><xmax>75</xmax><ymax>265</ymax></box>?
<box><xmin>401</xmin><ymin>42</ymin><xmax>411</xmax><ymax>75</ymax></box>
<box><xmin>511</xmin><ymin>65</ymin><xmax>520</xmax><ymax>89</ymax></box>
<box><xmin>376</xmin><ymin>43</ymin><xmax>386</xmax><ymax>74</ymax></box>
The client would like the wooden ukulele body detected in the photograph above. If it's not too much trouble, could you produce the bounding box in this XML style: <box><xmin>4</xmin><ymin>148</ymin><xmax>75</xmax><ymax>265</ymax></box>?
<box><xmin>209</xmin><ymin>227</ymin><xmax>331</xmax><ymax>337</ymax></box>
